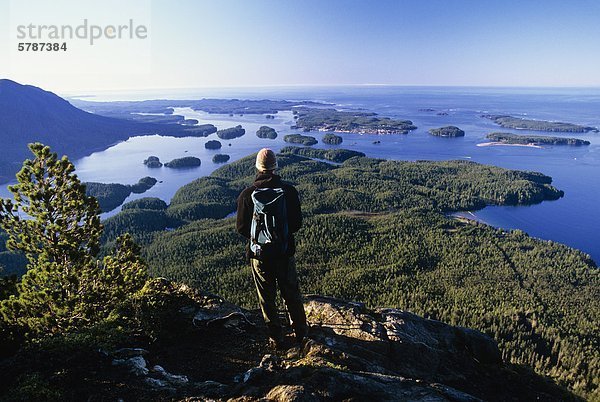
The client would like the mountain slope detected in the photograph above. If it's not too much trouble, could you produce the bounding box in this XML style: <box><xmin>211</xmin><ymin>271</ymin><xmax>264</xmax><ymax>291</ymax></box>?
<box><xmin>0</xmin><ymin>79</ymin><xmax>215</xmax><ymax>183</ymax></box>
<box><xmin>0</xmin><ymin>281</ymin><xmax>579</xmax><ymax>401</ymax></box>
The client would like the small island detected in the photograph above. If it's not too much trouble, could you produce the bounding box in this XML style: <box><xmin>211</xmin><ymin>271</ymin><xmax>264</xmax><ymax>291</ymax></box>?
<box><xmin>256</xmin><ymin>126</ymin><xmax>278</xmax><ymax>139</ymax></box>
<box><xmin>217</xmin><ymin>125</ymin><xmax>245</xmax><ymax>140</ymax></box>
<box><xmin>482</xmin><ymin>115</ymin><xmax>598</xmax><ymax>133</ymax></box>
<box><xmin>212</xmin><ymin>154</ymin><xmax>231</xmax><ymax>163</ymax></box>
<box><xmin>292</xmin><ymin>107</ymin><xmax>417</xmax><ymax>134</ymax></box>
<box><xmin>180</xmin><ymin>119</ymin><xmax>199</xmax><ymax>126</ymax></box>
<box><xmin>205</xmin><ymin>140</ymin><xmax>222</xmax><ymax>150</ymax></box>
<box><xmin>164</xmin><ymin>156</ymin><xmax>202</xmax><ymax>168</ymax></box>
<box><xmin>143</xmin><ymin>155</ymin><xmax>163</xmax><ymax>168</ymax></box>
<box><xmin>428</xmin><ymin>126</ymin><xmax>465</xmax><ymax>137</ymax></box>
<box><xmin>284</xmin><ymin>134</ymin><xmax>318</xmax><ymax>146</ymax></box>
<box><xmin>322</xmin><ymin>133</ymin><xmax>343</xmax><ymax>145</ymax></box>
<box><xmin>486</xmin><ymin>132</ymin><xmax>590</xmax><ymax>146</ymax></box>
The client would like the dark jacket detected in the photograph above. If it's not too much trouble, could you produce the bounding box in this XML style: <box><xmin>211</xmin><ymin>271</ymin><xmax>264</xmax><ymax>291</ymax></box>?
<box><xmin>236</xmin><ymin>173</ymin><xmax>302</xmax><ymax>259</ymax></box>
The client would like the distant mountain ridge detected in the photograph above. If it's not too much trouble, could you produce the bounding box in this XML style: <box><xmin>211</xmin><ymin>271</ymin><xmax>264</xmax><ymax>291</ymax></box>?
<box><xmin>0</xmin><ymin>79</ymin><xmax>215</xmax><ymax>184</ymax></box>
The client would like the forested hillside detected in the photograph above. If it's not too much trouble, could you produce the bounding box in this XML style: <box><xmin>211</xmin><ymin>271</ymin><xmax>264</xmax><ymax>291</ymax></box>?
<box><xmin>99</xmin><ymin>147</ymin><xmax>598</xmax><ymax>398</ymax></box>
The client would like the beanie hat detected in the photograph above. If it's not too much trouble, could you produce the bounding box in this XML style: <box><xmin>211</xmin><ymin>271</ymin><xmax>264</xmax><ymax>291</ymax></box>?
<box><xmin>255</xmin><ymin>148</ymin><xmax>278</xmax><ymax>171</ymax></box>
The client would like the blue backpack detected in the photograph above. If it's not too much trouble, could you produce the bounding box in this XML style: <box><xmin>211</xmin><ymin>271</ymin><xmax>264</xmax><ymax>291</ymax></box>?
<box><xmin>250</xmin><ymin>187</ymin><xmax>289</xmax><ymax>258</ymax></box>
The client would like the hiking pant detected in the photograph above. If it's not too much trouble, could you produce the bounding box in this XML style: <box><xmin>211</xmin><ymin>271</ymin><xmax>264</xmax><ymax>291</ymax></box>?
<box><xmin>250</xmin><ymin>256</ymin><xmax>308</xmax><ymax>340</ymax></box>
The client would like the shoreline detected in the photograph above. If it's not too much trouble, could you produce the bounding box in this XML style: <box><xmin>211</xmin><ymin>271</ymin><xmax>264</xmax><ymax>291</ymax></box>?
<box><xmin>477</xmin><ymin>141</ymin><xmax>543</xmax><ymax>149</ymax></box>
<box><xmin>449</xmin><ymin>211</ymin><xmax>489</xmax><ymax>226</ymax></box>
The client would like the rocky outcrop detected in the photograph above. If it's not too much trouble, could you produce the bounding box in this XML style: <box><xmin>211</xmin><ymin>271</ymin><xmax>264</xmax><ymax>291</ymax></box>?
<box><xmin>1</xmin><ymin>283</ymin><xmax>576</xmax><ymax>401</ymax></box>
<box><xmin>107</xmin><ymin>290</ymin><xmax>572</xmax><ymax>401</ymax></box>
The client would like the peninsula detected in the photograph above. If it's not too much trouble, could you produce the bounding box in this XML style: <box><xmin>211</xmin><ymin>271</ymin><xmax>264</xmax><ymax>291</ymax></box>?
<box><xmin>292</xmin><ymin>107</ymin><xmax>417</xmax><ymax>134</ymax></box>
<box><xmin>486</xmin><ymin>132</ymin><xmax>591</xmax><ymax>146</ymax></box>
<box><xmin>280</xmin><ymin>146</ymin><xmax>364</xmax><ymax>163</ymax></box>
<box><xmin>85</xmin><ymin>176</ymin><xmax>157</xmax><ymax>212</ymax></box>
<box><xmin>482</xmin><ymin>114</ymin><xmax>598</xmax><ymax>133</ymax></box>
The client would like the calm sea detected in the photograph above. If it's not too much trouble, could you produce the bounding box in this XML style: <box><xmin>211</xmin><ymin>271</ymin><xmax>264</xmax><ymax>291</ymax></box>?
<box><xmin>2</xmin><ymin>86</ymin><xmax>599</xmax><ymax>261</ymax></box>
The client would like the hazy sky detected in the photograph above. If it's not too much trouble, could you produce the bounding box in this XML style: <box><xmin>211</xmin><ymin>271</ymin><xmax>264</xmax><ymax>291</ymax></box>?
<box><xmin>1</xmin><ymin>0</ymin><xmax>600</xmax><ymax>92</ymax></box>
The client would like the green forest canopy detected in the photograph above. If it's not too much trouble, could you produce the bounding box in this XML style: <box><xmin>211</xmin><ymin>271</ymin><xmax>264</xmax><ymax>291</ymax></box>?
<box><xmin>2</xmin><ymin>146</ymin><xmax>598</xmax><ymax>398</ymax></box>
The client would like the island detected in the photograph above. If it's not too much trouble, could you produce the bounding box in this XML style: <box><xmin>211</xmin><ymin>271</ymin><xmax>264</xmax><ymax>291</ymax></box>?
<box><xmin>164</xmin><ymin>156</ymin><xmax>201</xmax><ymax>168</ymax></box>
<box><xmin>180</xmin><ymin>119</ymin><xmax>199</xmax><ymax>126</ymax></box>
<box><xmin>292</xmin><ymin>107</ymin><xmax>417</xmax><ymax>134</ymax></box>
<box><xmin>217</xmin><ymin>125</ymin><xmax>245</xmax><ymax>140</ymax></box>
<box><xmin>428</xmin><ymin>126</ymin><xmax>465</xmax><ymax>137</ymax></box>
<box><xmin>205</xmin><ymin>140</ymin><xmax>222</xmax><ymax>150</ymax></box>
<box><xmin>486</xmin><ymin>132</ymin><xmax>590</xmax><ymax>146</ymax></box>
<box><xmin>280</xmin><ymin>146</ymin><xmax>365</xmax><ymax>163</ymax></box>
<box><xmin>283</xmin><ymin>134</ymin><xmax>318</xmax><ymax>146</ymax></box>
<box><xmin>212</xmin><ymin>154</ymin><xmax>231</xmax><ymax>163</ymax></box>
<box><xmin>482</xmin><ymin>114</ymin><xmax>599</xmax><ymax>133</ymax></box>
<box><xmin>143</xmin><ymin>156</ymin><xmax>163</xmax><ymax>168</ymax></box>
<box><xmin>256</xmin><ymin>126</ymin><xmax>278</xmax><ymax>139</ymax></box>
<box><xmin>85</xmin><ymin>176</ymin><xmax>158</xmax><ymax>212</ymax></box>
<box><xmin>322</xmin><ymin>133</ymin><xmax>343</xmax><ymax>145</ymax></box>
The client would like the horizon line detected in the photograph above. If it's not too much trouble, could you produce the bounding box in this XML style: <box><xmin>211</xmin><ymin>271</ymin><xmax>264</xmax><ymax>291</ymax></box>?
<box><xmin>57</xmin><ymin>82</ymin><xmax>600</xmax><ymax>96</ymax></box>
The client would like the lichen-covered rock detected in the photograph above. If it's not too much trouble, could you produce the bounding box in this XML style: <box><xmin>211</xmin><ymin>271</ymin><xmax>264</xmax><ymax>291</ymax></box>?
<box><xmin>112</xmin><ymin>355</ymin><xmax>149</xmax><ymax>376</ymax></box>
<box><xmin>266</xmin><ymin>384</ymin><xmax>319</xmax><ymax>402</ymax></box>
<box><xmin>303</xmin><ymin>295</ymin><xmax>501</xmax><ymax>384</ymax></box>
<box><xmin>151</xmin><ymin>365</ymin><xmax>189</xmax><ymax>385</ymax></box>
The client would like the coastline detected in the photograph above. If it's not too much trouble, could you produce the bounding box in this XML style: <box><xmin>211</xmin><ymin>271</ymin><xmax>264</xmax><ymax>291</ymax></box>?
<box><xmin>477</xmin><ymin>141</ymin><xmax>543</xmax><ymax>149</ymax></box>
<box><xmin>450</xmin><ymin>211</ymin><xmax>489</xmax><ymax>226</ymax></box>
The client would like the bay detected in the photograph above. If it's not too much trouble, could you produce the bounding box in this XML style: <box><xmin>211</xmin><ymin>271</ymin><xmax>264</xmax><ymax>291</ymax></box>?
<box><xmin>1</xmin><ymin>86</ymin><xmax>598</xmax><ymax>261</ymax></box>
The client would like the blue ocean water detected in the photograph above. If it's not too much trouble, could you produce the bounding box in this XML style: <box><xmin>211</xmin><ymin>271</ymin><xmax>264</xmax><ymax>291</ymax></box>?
<box><xmin>2</xmin><ymin>86</ymin><xmax>599</xmax><ymax>261</ymax></box>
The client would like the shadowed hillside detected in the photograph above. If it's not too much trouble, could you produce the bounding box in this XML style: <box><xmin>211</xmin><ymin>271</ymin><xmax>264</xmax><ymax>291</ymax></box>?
<box><xmin>0</xmin><ymin>80</ymin><xmax>216</xmax><ymax>184</ymax></box>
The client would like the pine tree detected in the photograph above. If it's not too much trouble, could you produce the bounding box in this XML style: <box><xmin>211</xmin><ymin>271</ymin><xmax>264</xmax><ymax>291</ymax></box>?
<box><xmin>0</xmin><ymin>143</ymin><xmax>148</xmax><ymax>338</ymax></box>
<box><xmin>0</xmin><ymin>143</ymin><xmax>101</xmax><ymax>268</ymax></box>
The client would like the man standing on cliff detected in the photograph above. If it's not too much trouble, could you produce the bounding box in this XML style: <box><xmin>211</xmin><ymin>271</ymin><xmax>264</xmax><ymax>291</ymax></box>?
<box><xmin>236</xmin><ymin>148</ymin><xmax>308</xmax><ymax>349</ymax></box>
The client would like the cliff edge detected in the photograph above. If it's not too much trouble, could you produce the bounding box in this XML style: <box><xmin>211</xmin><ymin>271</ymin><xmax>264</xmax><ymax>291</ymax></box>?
<box><xmin>0</xmin><ymin>280</ymin><xmax>577</xmax><ymax>401</ymax></box>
